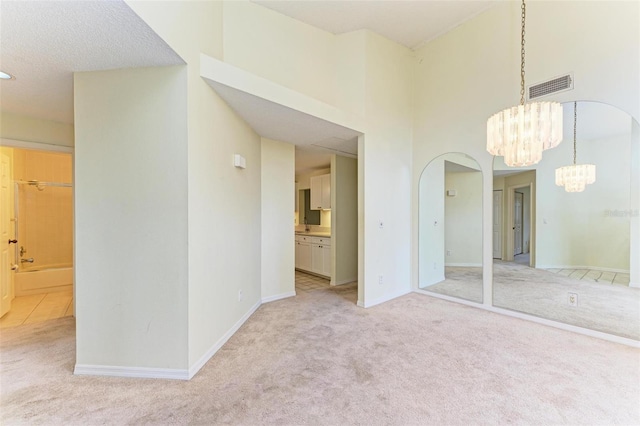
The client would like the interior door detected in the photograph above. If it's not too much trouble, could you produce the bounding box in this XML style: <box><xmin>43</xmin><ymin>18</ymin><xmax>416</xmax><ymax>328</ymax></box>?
<box><xmin>493</xmin><ymin>190</ymin><xmax>503</xmax><ymax>259</ymax></box>
<box><xmin>1</xmin><ymin>152</ymin><xmax>13</xmax><ymax>317</ymax></box>
<box><xmin>513</xmin><ymin>191</ymin><xmax>523</xmax><ymax>256</ymax></box>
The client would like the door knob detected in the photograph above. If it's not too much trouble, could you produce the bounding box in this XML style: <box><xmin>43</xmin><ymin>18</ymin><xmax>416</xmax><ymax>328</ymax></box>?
<box><xmin>8</xmin><ymin>239</ymin><xmax>17</xmax><ymax>244</ymax></box>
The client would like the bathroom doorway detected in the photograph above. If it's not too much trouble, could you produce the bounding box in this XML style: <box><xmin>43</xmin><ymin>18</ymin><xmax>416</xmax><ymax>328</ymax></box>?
<box><xmin>0</xmin><ymin>146</ymin><xmax>74</xmax><ymax>328</ymax></box>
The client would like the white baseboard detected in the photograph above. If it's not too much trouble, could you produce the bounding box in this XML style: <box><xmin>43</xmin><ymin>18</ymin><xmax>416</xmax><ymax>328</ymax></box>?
<box><xmin>445</xmin><ymin>263</ymin><xmax>482</xmax><ymax>267</ymax></box>
<box><xmin>188</xmin><ymin>300</ymin><xmax>261</xmax><ymax>379</ymax></box>
<box><xmin>74</xmin><ymin>364</ymin><xmax>189</xmax><ymax>380</ymax></box>
<box><xmin>630</xmin><ymin>281</ymin><xmax>640</xmax><ymax>288</ymax></box>
<box><xmin>358</xmin><ymin>288</ymin><xmax>412</xmax><ymax>308</ymax></box>
<box><xmin>74</xmin><ymin>300</ymin><xmax>263</xmax><ymax>381</ymax></box>
<box><xmin>537</xmin><ymin>264</ymin><xmax>629</xmax><ymax>274</ymax></box>
<box><xmin>262</xmin><ymin>291</ymin><xmax>296</xmax><ymax>303</ymax></box>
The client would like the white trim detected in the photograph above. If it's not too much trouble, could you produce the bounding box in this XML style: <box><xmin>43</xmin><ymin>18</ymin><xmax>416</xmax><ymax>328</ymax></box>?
<box><xmin>414</xmin><ymin>288</ymin><xmax>484</xmax><ymax>308</ymax></box>
<box><xmin>1</xmin><ymin>138</ymin><xmax>73</xmax><ymax>153</ymax></box>
<box><xmin>444</xmin><ymin>262</ymin><xmax>483</xmax><ymax>267</ymax></box>
<box><xmin>262</xmin><ymin>291</ymin><xmax>296</xmax><ymax>303</ymax></box>
<box><xmin>630</xmin><ymin>281</ymin><xmax>640</xmax><ymax>288</ymax></box>
<box><xmin>332</xmin><ymin>278</ymin><xmax>357</xmax><ymax>286</ymax></box>
<box><xmin>187</xmin><ymin>300</ymin><xmax>261</xmax><ymax>379</ymax></box>
<box><xmin>413</xmin><ymin>290</ymin><xmax>640</xmax><ymax>348</ymax></box>
<box><xmin>74</xmin><ymin>364</ymin><xmax>189</xmax><ymax>380</ymax></box>
<box><xmin>536</xmin><ymin>265</ymin><xmax>629</xmax><ymax>274</ymax></box>
<box><xmin>359</xmin><ymin>288</ymin><xmax>412</xmax><ymax>309</ymax></box>
<box><xmin>357</xmin><ymin>299</ymin><xmax>365</xmax><ymax>308</ymax></box>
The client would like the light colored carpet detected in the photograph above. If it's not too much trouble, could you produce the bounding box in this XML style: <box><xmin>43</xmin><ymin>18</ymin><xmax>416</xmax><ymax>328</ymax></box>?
<box><xmin>421</xmin><ymin>266</ymin><xmax>483</xmax><ymax>303</ymax></box>
<box><xmin>493</xmin><ymin>261</ymin><xmax>640</xmax><ymax>341</ymax></box>
<box><xmin>1</xmin><ymin>284</ymin><xmax>639</xmax><ymax>425</ymax></box>
<box><xmin>422</xmin><ymin>263</ymin><xmax>640</xmax><ymax>340</ymax></box>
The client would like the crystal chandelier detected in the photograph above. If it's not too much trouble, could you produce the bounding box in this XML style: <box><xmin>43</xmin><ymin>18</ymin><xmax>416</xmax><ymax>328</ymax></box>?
<box><xmin>555</xmin><ymin>102</ymin><xmax>596</xmax><ymax>192</ymax></box>
<box><xmin>487</xmin><ymin>0</ymin><xmax>563</xmax><ymax>167</ymax></box>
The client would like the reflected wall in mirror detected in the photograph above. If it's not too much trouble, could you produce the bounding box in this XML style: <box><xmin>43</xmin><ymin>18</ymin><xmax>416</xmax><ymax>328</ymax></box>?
<box><xmin>492</xmin><ymin>101</ymin><xmax>640</xmax><ymax>341</ymax></box>
<box><xmin>419</xmin><ymin>153</ymin><xmax>483</xmax><ymax>303</ymax></box>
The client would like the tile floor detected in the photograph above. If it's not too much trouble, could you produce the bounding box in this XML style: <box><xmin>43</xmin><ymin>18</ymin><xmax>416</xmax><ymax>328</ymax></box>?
<box><xmin>544</xmin><ymin>268</ymin><xmax>630</xmax><ymax>286</ymax></box>
<box><xmin>295</xmin><ymin>270</ymin><xmax>330</xmax><ymax>293</ymax></box>
<box><xmin>0</xmin><ymin>291</ymin><xmax>73</xmax><ymax>329</ymax></box>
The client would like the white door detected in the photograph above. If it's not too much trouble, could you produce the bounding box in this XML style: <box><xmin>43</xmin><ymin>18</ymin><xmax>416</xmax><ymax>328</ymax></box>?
<box><xmin>493</xmin><ymin>190</ymin><xmax>502</xmax><ymax>259</ymax></box>
<box><xmin>1</xmin><ymin>152</ymin><xmax>13</xmax><ymax>317</ymax></box>
<box><xmin>514</xmin><ymin>192</ymin><xmax>523</xmax><ymax>255</ymax></box>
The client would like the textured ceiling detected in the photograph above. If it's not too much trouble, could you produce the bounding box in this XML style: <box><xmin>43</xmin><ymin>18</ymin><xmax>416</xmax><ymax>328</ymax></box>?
<box><xmin>253</xmin><ymin>0</ymin><xmax>497</xmax><ymax>49</ymax></box>
<box><xmin>0</xmin><ymin>0</ymin><xmax>184</xmax><ymax>124</ymax></box>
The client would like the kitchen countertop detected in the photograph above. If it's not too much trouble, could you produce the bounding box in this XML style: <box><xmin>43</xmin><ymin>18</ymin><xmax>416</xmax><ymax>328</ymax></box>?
<box><xmin>295</xmin><ymin>231</ymin><xmax>331</xmax><ymax>237</ymax></box>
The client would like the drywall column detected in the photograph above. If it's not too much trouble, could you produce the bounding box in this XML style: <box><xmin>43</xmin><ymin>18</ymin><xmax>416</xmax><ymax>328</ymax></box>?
<box><xmin>261</xmin><ymin>138</ymin><xmax>295</xmax><ymax>301</ymax></box>
<box><xmin>74</xmin><ymin>66</ymin><xmax>189</xmax><ymax>375</ymax></box>
<box><xmin>630</xmin><ymin>120</ymin><xmax>640</xmax><ymax>287</ymax></box>
<box><xmin>360</xmin><ymin>31</ymin><xmax>413</xmax><ymax>307</ymax></box>
<box><xmin>332</xmin><ymin>155</ymin><xmax>358</xmax><ymax>286</ymax></box>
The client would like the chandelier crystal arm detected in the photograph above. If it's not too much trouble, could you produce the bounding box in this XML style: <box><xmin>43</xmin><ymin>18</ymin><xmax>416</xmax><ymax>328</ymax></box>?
<box><xmin>486</xmin><ymin>0</ymin><xmax>563</xmax><ymax>167</ymax></box>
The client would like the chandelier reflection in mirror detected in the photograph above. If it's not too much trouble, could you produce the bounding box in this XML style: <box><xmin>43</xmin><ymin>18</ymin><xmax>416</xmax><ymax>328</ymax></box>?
<box><xmin>555</xmin><ymin>102</ymin><xmax>596</xmax><ymax>192</ymax></box>
<box><xmin>486</xmin><ymin>0</ymin><xmax>563</xmax><ymax>167</ymax></box>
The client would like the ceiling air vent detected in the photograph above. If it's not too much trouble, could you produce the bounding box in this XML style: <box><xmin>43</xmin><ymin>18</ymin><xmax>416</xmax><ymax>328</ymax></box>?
<box><xmin>528</xmin><ymin>74</ymin><xmax>573</xmax><ymax>100</ymax></box>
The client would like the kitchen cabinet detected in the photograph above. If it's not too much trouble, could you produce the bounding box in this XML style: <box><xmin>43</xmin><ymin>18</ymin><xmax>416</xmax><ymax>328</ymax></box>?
<box><xmin>295</xmin><ymin>238</ymin><xmax>311</xmax><ymax>271</ymax></box>
<box><xmin>311</xmin><ymin>236</ymin><xmax>332</xmax><ymax>277</ymax></box>
<box><xmin>310</xmin><ymin>174</ymin><xmax>331</xmax><ymax>210</ymax></box>
<box><xmin>296</xmin><ymin>235</ymin><xmax>331</xmax><ymax>278</ymax></box>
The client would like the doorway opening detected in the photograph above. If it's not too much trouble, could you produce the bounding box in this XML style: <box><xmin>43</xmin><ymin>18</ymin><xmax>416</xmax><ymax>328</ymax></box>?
<box><xmin>0</xmin><ymin>146</ymin><xmax>73</xmax><ymax>328</ymax></box>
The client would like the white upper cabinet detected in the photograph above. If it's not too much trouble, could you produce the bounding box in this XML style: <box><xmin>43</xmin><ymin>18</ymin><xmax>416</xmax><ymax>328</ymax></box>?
<box><xmin>310</xmin><ymin>174</ymin><xmax>331</xmax><ymax>210</ymax></box>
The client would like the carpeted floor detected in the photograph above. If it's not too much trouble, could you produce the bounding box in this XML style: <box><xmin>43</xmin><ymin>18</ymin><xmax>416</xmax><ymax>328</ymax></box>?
<box><xmin>1</xmin><ymin>283</ymin><xmax>639</xmax><ymax>425</ymax></box>
<box><xmin>422</xmin><ymin>263</ymin><xmax>640</xmax><ymax>340</ymax></box>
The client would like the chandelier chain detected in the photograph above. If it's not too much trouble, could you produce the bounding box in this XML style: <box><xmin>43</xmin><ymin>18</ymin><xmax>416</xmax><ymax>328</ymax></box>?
<box><xmin>520</xmin><ymin>0</ymin><xmax>526</xmax><ymax>105</ymax></box>
<box><xmin>573</xmin><ymin>101</ymin><xmax>577</xmax><ymax>164</ymax></box>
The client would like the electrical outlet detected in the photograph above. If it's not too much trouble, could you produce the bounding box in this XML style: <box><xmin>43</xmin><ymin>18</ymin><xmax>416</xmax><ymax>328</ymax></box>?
<box><xmin>238</xmin><ymin>289</ymin><xmax>244</xmax><ymax>302</ymax></box>
<box><xmin>378</xmin><ymin>275</ymin><xmax>383</xmax><ymax>285</ymax></box>
<box><xmin>378</xmin><ymin>220</ymin><xmax>384</xmax><ymax>229</ymax></box>
<box><xmin>446</xmin><ymin>250</ymin><xmax>451</xmax><ymax>256</ymax></box>
<box><xmin>568</xmin><ymin>292</ymin><xmax>578</xmax><ymax>307</ymax></box>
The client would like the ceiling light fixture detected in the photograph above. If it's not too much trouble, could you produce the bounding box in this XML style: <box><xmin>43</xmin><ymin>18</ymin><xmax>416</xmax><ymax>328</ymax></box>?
<box><xmin>0</xmin><ymin>71</ymin><xmax>15</xmax><ymax>80</ymax></box>
<box><xmin>486</xmin><ymin>0</ymin><xmax>563</xmax><ymax>167</ymax></box>
<box><xmin>555</xmin><ymin>102</ymin><xmax>596</xmax><ymax>192</ymax></box>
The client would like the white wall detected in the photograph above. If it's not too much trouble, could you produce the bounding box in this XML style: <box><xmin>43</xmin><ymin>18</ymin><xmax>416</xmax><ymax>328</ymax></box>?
<box><xmin>74</xmin><ymin>66</ymin><xmax>189</xmax><ymax>370</ymax></box>
<box><xmin>261</xmin><ymin>138</ymin><xmax>295</xmax><ymax>301</ymax></box>
<box><xmin>332</xmin><ymin>155</ymin><xmax>358</xmax><ymax>285</ymax></box>
<box><xmin>412</xmin><ymin>1</ymin><xmax>640</xmax><ymax>303</ymax></box>
<box><xmin>0</xmin><ymin>112</ymin><xmax>74</xmax><ymax>148</ymax></box>
<box><xmin>536</xmin><ymin>132</ymin><xmax>631</xmax><ymax>271</ymax></box>
<box><xmin>359</xmin><ymin>31</ymin><xmax>413</xmax><ymax>307</ymax></box>
<box><xmin>445</xmin><ymin>170</ymin><xmax>483</xmax><ymax>266</ymax></box>
<box><xmin>222</xmin><ymin>1</ymin><xmax>337</xmax><ymax>109</ymax></box>
<box><xmin>127</xmin><ymin>0</ymin><xmax>263</xmax><ymax>377</ymax></box>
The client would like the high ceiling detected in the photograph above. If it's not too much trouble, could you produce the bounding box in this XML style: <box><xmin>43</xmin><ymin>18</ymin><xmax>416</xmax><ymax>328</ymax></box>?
<box><xmin>0</xmin><ymin>0</ymin><xmax>498</xmax><ymax>174</ymax></box>
<box><xmin>253</xmin><ymin>0</ymin><xmax>497</xmax><ymax>49</ymax></box>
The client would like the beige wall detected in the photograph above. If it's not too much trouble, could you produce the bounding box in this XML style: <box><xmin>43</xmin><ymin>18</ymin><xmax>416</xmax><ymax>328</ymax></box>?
<box><xmin>127</xmin><ymin>0</ymin><xmax>263</xmax><ymax>376</ymax></box>
<box><xmin>445</xmin><ymin>171</ymin><xmax>483</xmax><ymax>267</ymax></box>
<box><xmin>1</xmin><ymin>112</ymin><xmax>74</xmax><ymax>147</ymax></box>
<box><xmin>261</xmin><ymin>138</ymin><xmax>295</xmax><ymax>301</ymax></box>
<box><xmin>332</xmin><ymin>155</ymin><xmax>358</xmax><ymax>285</ymax></box>
<box><xmin>74</xmin><ymin>65</ymin><xmax>189</xmax><ymax>372</ymax></box>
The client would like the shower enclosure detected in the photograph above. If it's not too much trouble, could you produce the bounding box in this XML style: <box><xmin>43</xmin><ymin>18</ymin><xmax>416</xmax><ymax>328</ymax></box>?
<box><xmin>14</xmin><ymin>180</ymin><xmax>73</xmax><ymax>294</ymax></box>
